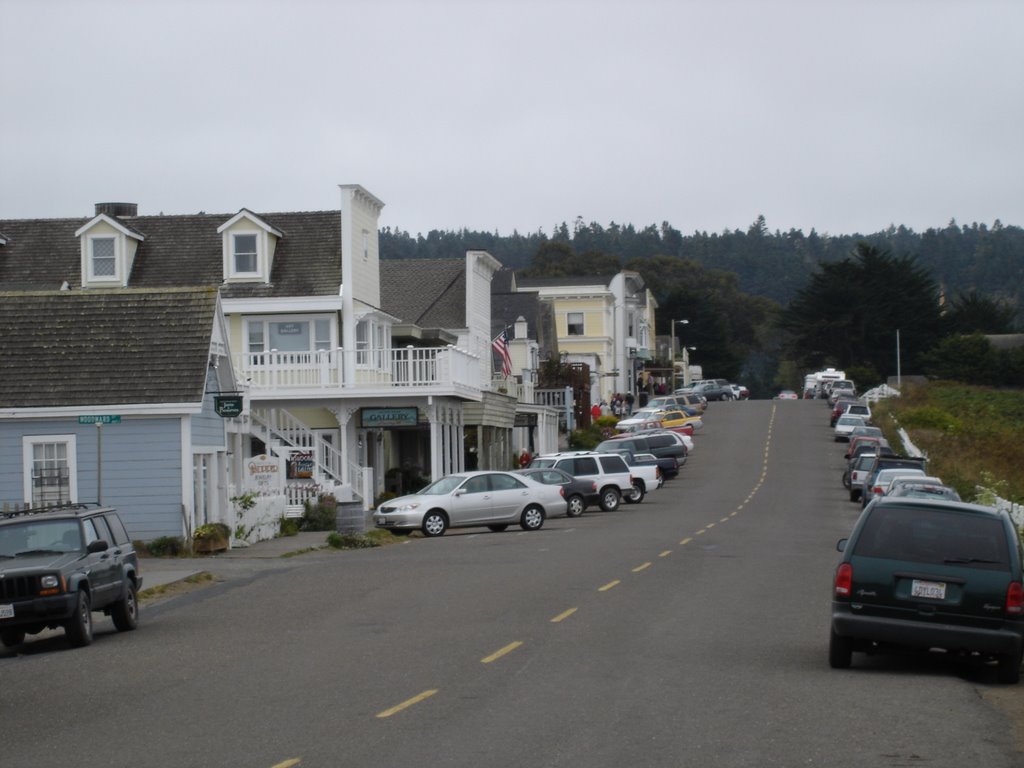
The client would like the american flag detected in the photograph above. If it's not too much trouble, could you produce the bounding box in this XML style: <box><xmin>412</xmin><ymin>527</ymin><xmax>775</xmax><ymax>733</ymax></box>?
<box><xmin>492</xmin><ymin>328</ymin><xmax>513</xmax><ymax>378</ymax></box>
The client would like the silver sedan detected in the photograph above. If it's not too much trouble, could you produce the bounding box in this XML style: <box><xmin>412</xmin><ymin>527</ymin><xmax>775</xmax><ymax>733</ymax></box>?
<box><xmin>374</xmin><ymin>470</ymin><xmax>564</xmax><ymax>537</ymax></box>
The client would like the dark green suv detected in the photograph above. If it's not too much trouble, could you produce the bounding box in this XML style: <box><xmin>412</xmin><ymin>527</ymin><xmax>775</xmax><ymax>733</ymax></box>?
<box><xmin>830</xmin><ymin>497</ymin><xmax>1024</xmax><ymax>683</ymax></box>
<box><xmin>0</xmin><ymin>504</ymin><xmax>142</xmax><ymax>649</ymax></box>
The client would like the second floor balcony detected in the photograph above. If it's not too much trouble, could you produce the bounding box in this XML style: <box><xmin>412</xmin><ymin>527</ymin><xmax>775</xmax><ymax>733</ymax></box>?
<box><xmin>237</xmin><ymin>346</ymin><xmax>483</xmax><ymax>401</ymax></box>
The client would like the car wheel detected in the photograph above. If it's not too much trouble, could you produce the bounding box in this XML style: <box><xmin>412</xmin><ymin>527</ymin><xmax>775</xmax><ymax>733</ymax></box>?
<box><xmin>1</xmin><ymin>629</ymin><xmax>25</xmax><ymax>648</ymax></box>
<box><xmin>842</xmin><ymin>470</ymin><xmax>851</xmax><ymax>489</ymax></box>
<box><xmin>111</xmin><ymin>580</ymin><xmax>139</xmax><ymax>632</ymax></box>
<box><xmin>849</xmin><ymin>489</ymin><xmax>861</xmax><ymax>502</ymax></box>
<box><xmin>520</xmin><ymin>504</ymin><xmax>545</xmax><ymax>531</ymax></box>
<box><xmin>566</xmin><ymin>494</ymin><xmax>585</xmax><ymax>517</ymax></box>
<box><xmin>625</xmin><ymin>480</ymin><xmax>645</xmax><ymax>504</ymax></box>
<box><xmin>421</xmin><ymin>511</ymin><xmax>448</xmax><ymax>537</ymax></box>
<box><xmin>828</xmin><ymin>627</ymin><xmax>852</xmax><ymax>669</ymax></box>
<box><xmin>599</xmin><ymin>487</ymin><xmax>621</xmax><ymax>512</ymax></box>
<box><xmin>997</xmin><ymin>650</ymin><xmax>1022</xmax><ymax>684</ymax></box>
<box><xmin>65</xmin><ymin>590</ymin><xmax>93</xmax><ymax>648</ymax></box>
<box><xmin>487</xmin><ymin>524</ymin><xmax>509</xmax><ymax>532</ymax></box>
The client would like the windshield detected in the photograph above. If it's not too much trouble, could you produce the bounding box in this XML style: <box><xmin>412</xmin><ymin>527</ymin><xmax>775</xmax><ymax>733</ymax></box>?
<box><xmin>0</xmin><ymin>519</ymin><xmax>82</xmax><ymax>557</ymax></box>
<box><xmin>416</xmin><ymin>475</ymin><xmax>469</xmax><ymax>495</ymax></box>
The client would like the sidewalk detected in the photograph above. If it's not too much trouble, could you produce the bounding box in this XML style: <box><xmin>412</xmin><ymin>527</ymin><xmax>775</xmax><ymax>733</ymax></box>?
<box><xmin>138</xmin><ymin>531</ymin><xmax>332</xmax><ymax>592</ymax></box>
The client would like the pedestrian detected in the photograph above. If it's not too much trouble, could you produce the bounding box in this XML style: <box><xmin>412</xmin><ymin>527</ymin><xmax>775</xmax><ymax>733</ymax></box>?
<box><xmin>591</xmin><ymin>402</ymin><xmax>601</xmax><ymax>421</ymax></box>
<box><xmin>625</xmin><ymin>391</ymin><xmax>634</xmax><ymax>415</ymax></box>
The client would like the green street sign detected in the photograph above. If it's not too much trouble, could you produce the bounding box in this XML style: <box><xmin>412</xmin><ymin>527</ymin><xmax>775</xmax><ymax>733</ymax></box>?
<box><xmin>78</xmin><ymin>415</ymin><xmax>121</xmax><ymax>424</ymax></box>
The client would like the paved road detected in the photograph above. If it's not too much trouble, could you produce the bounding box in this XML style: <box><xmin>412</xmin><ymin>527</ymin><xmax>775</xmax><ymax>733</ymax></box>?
<box><xmin>1</xmin><ymin>400</ymin><xmax>1021</xmax><ymax>767</ymax></box>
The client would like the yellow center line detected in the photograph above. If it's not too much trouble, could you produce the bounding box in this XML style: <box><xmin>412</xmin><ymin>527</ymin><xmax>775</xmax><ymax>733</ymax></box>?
<box><xmin>632</xmin><ymin>562</ymin><xmax>652</xmax><ymax>573</ymax></box>
<box><xmin>730</xmin><ymin>510</ymin><xmax>738</xmax><ymax>517</ymax></box>
<box><xmin>719</xmin><ymin>517</ymin><xmax>730</xmax><ymax>523</ymax></box>
<box><xmin>550</xmin><ymin>607</ymin><xmax>577</xmax><ymax>623</ymax></box>
<box><xmin>481</xmin><ymin>641</ymin><xmax>523</xmax><ymax>664</ymax></box>
<box><xmin>680</xmin><ymin>537</ymin><xmax>693</xmax><ymax>545</ymax></box>
<box><xmin>271</xmin><ymin>760</ymin><xmax>302</xmax><ymax>768</ymax></box>
<box><xmin>659</xmin><ymin>550</ymin><xmax>672</xmax><ymax>558</ymax></box>
<box><xmin>376</xmin><ymin>690</ymin><xmax>438</xmax><ymax>718</ymax></box>
<box><xmin>695</xmin><ymin>529</ymin><xmax>706</xmax><ymax>536</ymax></box>
<box><xmin>706</xmin><ymin>522</ymin><xmax>716</xmax><ymax>529</ymax></box>
<box><xmin>598</xmin><ymin>579</ymin><xmax>621</xmax><ymax>592</ymax></box>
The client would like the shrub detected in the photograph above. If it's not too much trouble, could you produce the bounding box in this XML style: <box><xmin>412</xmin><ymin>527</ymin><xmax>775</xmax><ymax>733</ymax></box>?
<box><xmin>140</xmin><ymin>536</ymin><xmax>186</xmax><ymax>557</ymax></box>
<box><xmin>899</xmin><ymin>406</ymin><xmax>962</xmax><ymax>433</ymax></box>
<box><xmin>326</xmin><ymin>531</ymin><xmax>380</xmax><ymax>549</ymax></box>
<box><xmin>302</xmin><ymin>494</ymin><xmax>337</xmax><ymax>531</ymax></box>
<box><xmin>278</xmin><ymin>517</ymin><xmax>300</xmax><ymax>537</ymax></box>
<box><xmin>374</xmin><ymin>491</ymin><xmax>398</xmax><ymax>508</ymax></box>
<box><xmin>193</xmin><ymin>522</ymin><xmax>231</xmax><ymax>541</ymax></box>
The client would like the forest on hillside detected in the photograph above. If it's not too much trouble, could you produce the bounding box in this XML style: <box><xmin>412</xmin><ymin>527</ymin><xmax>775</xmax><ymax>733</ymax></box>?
<box><xmin>380</xmin><ymin>217</ymin><xmax>1023</xmax><ymax>395</ymax></box>
<box><xmin>380</xmin><ymin>216</ymin><xmax>1024</xmax><ymax>310</ymax></box>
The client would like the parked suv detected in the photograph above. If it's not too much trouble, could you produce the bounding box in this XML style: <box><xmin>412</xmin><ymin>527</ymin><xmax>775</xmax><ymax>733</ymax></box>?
<box><xmin>0</xmin><ymin>503</ymin><xmax>142</xmax><ymax>649</ymax></box>
<box><xmin>529</xmin><ymin>452</ymin><xmax>634</xmax><ymax>511</ymax></box>
<box><xmin>596</xmin><ymin>432</ymin><xmax>688</xmax><ymax>466</ymax></box>
<box><xmin>830</xmin><ymin>497</ymin><xmax>1024</xmax><ymax>683</ymax></box>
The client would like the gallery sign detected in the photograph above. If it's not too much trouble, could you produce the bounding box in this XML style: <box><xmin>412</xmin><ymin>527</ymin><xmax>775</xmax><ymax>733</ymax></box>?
<box><xmin>360</xmin><ymin>407</ymin><xmax>418</xmax><ymax>428</ymax></box>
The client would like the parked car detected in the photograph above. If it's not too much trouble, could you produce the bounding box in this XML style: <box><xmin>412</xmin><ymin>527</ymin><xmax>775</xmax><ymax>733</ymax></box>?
<box><xmin>603</xmin><ymin>445</ymin><xmax>679</xmax><ymax>480</ymax></box>
<box><xmin>834</xmin><ymin>414</ymin><xmax>867</xmax><ymax>441</ymax></box>
<box><xmin>374</xmin><ymin>470</ymin><xmax>561</xmax><ymax>536</ymax></box>
<box><xmin>528</xmin><ymin>452</ymin><xmax>635</xmax><ymax>512</ymax></box>
<box><xmin>669</xmin><ymin>391</ymin><xmax>707</xmax><ymax>412</ymax></box>
<box><xmin>601</xmin><ymin>451</ymin><xmax>662</xmax><ymax>503</ymax></box>
<box><xmin>885</xmin><ymin>475</ymin><xmax>945</xmax><ymax>496</ymax></box>
<box><xmin>0</xmin><ymin>503</ymin><xmax>141</xmax><ymax>649</ymax></box>
<box><xmin>693</xmin><ymin>380</ymin><xmax>729</xmax><ymax>401</ymax></box>
<box><xmin>775</xmin><ymin>390</ymin><xmax>799</xmax><ymax>400</ymax></box>
<box><xmin>861</xmin><ymin>455</ymin><xmax>929</xmax><ymax>508</ymax></box>
<box><xmin>597</xmin><ymin>432</ymin><xmax>688</xmax><ymax>466</ymax></box>
<box><xmin>841</xmin><ymin>401</ymin><xmax>872</xmax><ymax>423</ymax></box>
<box><xmin>830</xmin><ymin>397</ymin><xmax>861</xmax><ymax>426</ymax></box>
<box><xmin>728</xmin><ymin>383</ymin><xmax>750</xmax><ymax>400</ymax></box>
<box><xmin>516</xmin><ymin>467</ymin><xmax>595</xmax><ymax>518</ymax></box>
<box><xmin>888</xmin><ymin>483</ymin><xmax>963</xmax><ymax>502</ymax></box>
<box><xmin>827</xmin><ymin>379</ymin><xmax>856</xmax><ymax>404</ymax></box>
<box><xmin>611</xmin><ymin>428</ymin><xmax>694</xmax><ymax>455</ymax></box>
<box><xmin>847</xmin><ymin>453</ymin><xmax>879</xmax><ymax>502</ymax></box>
<box><xmin>862</xmin><ymin>467</ymin><xmax>929</xmax><ymax>506</ymax></box>
<box><xmin>830</xmin><ymin>497</ymin><xmax>1024</xmax><ymax>683</ymax></box>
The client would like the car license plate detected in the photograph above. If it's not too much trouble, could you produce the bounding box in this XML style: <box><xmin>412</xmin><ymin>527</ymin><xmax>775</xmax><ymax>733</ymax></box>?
<box><xmin>911</xmin><ymin>579</ymin><xmax>946</xmax><ymax>599</ymax></box>
<box><xmin>0</xmin><ymin>604</ymin><xmax>13</xmax><ymax>619</ymax></box>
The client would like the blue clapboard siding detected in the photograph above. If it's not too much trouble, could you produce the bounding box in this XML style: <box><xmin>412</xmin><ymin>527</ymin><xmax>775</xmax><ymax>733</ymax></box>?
<box><xmin>0</xmin><ymin>417</ymin><xmax>184</xmax><ymax>541</ymax></box>
<box><xmin>192</xmin><ymin>392</ymin><xmax>227</xmax><ymax>449</ymax></box>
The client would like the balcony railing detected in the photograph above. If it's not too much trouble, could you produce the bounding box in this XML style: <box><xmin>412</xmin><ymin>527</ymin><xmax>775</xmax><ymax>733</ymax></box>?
<box><xmin>237</xmin><ymin>346</ymin><xmax>480</xmax><ymax>394</ymax></box>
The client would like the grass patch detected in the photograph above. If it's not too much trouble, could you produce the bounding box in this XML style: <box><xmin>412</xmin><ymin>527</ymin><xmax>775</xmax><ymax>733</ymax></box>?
<box><xmin>873</xmin><ymin>382</ymin><xmax>1024</xmax><ymax>504</ymax></box>
<box><xmin>138</xmin><ymin>571</ymin><xmax>216</xmax><ymax>602</ymax></box>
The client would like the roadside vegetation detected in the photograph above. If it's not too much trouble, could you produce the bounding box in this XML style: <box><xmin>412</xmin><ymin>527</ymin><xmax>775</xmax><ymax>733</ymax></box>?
<box><xmin>872</xmin><ymin>382</ymin><xmax>1024</xmax><ymax>505</ymax></box>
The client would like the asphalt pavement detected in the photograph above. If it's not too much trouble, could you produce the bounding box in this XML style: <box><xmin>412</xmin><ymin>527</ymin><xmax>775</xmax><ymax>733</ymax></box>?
<box><xmin>138</xmin><ymin>531</ymin><xmax>333</xmax><ymax>591</ymax></box>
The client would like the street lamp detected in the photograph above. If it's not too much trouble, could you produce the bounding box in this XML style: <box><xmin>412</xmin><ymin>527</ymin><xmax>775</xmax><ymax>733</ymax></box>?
<box><xmin>670</xmin><ymin>319</ymin><xmax>689</xmax><ymax>391</ymax></box>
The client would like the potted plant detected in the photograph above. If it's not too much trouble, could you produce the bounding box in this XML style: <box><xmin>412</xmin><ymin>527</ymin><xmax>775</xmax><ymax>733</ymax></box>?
<box><xmin>193</xmin><ymin>522</ymin><xmax>231</xmax><ymax>554</ymax></box>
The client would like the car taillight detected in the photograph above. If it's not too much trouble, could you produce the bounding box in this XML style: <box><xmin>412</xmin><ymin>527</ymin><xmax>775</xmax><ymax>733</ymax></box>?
<box><xmin>834</xmin><ymin>563</ymin><xmax>853</xmax><ymax>597</ymax></box>
<box><xmin>655</xmin><ymin>467</ymin><xmax>661</xmax><ymax>478</ymax></box>
<box><xmin>559</xmin><ymin>487</ymin><xmax>566</xmax><ymax>498</ymax></box>
<box><xmin>590</xmin><ymin>481</ymin><xmax>597</xmax><ymax>491</ymax></box>
<box><xmin>1006</xmin><ymin>582</ymin><xmax>1024</xmax><ymax>615</ymax></box>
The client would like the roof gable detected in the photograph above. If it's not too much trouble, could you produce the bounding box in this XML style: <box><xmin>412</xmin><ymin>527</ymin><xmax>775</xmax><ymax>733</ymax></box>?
<box><xmin>379</xmin><ymin>259</ymin><xmax>467</xmax><ymax>329</ymax></box>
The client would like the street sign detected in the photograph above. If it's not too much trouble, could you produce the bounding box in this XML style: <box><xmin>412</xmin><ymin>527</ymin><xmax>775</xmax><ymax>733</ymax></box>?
<box><xmin>78</xmin><ymin>415</ymin><xmax>121</xmax><ymax>424</ymax></box>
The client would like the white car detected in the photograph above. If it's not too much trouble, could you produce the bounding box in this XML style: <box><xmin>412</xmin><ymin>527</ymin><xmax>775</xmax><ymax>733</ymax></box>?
<box><xmin>833</xmin><ymin>414</ymin><xmax>867</xmax><ymax>441</ymax></box>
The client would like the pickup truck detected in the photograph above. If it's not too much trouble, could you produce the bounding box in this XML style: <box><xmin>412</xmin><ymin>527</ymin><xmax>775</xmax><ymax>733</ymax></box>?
<box><xmin>602</xmin><ymin>448</ymin><xmax>664</xmax><ymax>503</ymax></box>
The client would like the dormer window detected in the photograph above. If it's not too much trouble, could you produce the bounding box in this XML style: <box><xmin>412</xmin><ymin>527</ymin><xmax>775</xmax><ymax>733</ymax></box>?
<box><xmin>218</xmin><ymin>209</ymin><xmax>282</xmax><ymax>284</ymax></box>
<box><xmin>90</xmin><ymin>236</ymin><xmax>117</xmax><ymax>279</ymax></box>
<box><xmin>232</xmin><ymin>233</ymin><xmax>259</xmax><ymax>275</ymax></box>
<box><xmin>75</xmin><ymin>215</ymin><xmax>144</xmax><ymax>288</ymax></box>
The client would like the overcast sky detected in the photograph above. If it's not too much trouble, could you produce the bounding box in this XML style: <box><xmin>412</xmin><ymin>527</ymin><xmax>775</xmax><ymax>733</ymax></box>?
<box><xmin>3</xmin><ymin>0</ymin><xmax>1022</xmax><ymax>239</ymax></box>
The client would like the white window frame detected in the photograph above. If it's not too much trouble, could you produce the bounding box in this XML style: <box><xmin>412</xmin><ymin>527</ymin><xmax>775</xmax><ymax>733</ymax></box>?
<box><xmin>230</xmin><ymin>231</ymin><xmax>261</xmax><ymax>277</ymax></box>
<box><xmin>22</xmin><ymin>435</ymin><xmax>78</xmax><ymax>506</ymax></box>
<box><xmin>567</xmin><ymin>312</ymin><xmax>585</xmax><ymax>336</ymax></box>
<box><xmin>244</xmin><ymin>315</ymin><xmax>336</xmax><ymax>356</ymax></box>
<box><xmin>86</xmin><ymin>234</ymin><xmax>119</xmax><ymax>283</ymax></box>
<box><xmin>355</xmin><ymin>317</ymin><xmax>391</xmax><ymax>369</ymax></box>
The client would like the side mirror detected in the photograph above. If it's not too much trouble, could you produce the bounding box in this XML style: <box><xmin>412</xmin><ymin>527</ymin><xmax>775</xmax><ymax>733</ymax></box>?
<box><xmin>454</xmin><ymin>488</ymin><xmax>466</xmax><ymax>497</ymax></box>
<box><xmin>836</xmin><ymin>538</ymin><xmax>848</xmax><ymax>553</ymax></box>
<box><xmin>87</xmin><ymin>539</ymin><xmax>110</xmax><ymax>554</ymax></box>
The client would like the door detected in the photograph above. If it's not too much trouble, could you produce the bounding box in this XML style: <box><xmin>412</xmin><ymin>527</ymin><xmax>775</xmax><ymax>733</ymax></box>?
<box><xmin>487</xmin><ymin>473</ymin><xmax>533</xmax><ymax>521</ymax></box>
<box><xmin>448</xmin><ymin>474</ymin><xmax>494</xmax><ymax>526</ymax></box>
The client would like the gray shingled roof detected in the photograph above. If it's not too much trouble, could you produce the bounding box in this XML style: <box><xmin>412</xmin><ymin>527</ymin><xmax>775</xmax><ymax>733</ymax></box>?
<box><xmin>379</xmin><ymin>259</ymin><xmax>466</xmax><ymax>329</ymax></box>
<box><xmin>0</xmin><ymin>287</ymin><xmax>219</xmax><ymax>408</ymax></box>
<box><xmin>0</xmin><ymin>211</ymin><xmax>342</xmax><ymax>297</ymax></box>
